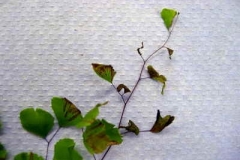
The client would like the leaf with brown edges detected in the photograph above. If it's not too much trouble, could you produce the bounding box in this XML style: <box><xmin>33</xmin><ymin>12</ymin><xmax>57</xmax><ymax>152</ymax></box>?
<box><xmin>150</xmin><ymin>110</ymin><xmax>174</xmax><ymax>133</ymax></box>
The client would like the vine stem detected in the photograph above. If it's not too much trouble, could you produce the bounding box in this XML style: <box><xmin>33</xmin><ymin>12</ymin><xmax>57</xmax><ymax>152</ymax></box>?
<box><xmin>45</xmin><ymin>127</ymin><xmax>61</xmax><ymax>160</ymax></box>
<box><xmin>100</xmin><ymin>13</ymin><xmax>179</xmax><ymax>160</ymax></box>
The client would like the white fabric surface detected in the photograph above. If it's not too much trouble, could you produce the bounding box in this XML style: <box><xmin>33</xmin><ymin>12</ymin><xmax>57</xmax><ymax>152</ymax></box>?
<box><xmin>0</xmin><ymin>0</ymin><xmax>240</xmax><ymax>160</ymax></box>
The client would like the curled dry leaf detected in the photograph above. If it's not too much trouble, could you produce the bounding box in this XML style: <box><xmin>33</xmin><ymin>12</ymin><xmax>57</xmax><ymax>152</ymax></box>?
<box><xmin>150</xmin><ymin>110</ymin><xmax>174</xmax><ymax>133</ymax></box>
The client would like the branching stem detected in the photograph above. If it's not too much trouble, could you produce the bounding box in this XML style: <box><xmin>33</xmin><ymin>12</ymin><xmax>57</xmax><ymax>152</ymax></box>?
<box><xmin>45</xmin><ymin>127</ymin><xmax>61</xmax><ymax>160</ymax></box>
<box><xmin>100</xmin><ymin>13</ymin><xmax>179</xmax><ymax>160</ymax></box>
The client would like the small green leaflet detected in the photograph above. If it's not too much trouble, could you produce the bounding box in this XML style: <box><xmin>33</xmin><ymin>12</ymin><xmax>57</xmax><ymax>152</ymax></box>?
<box><xmin>76</xmin><ymin>101</ymin><xmax>108</xmax><ymax>128</ymax></box>
<box><xmin>14</xmin><ymin>152</ymin><xmax>44</xmax><ymax>160</ymax></box>
<box><xmin>161</xmin><ymin>8</ymin><xmax>178</xmax><ymax>30</ymax></box>
<box><xmin>117</xmin><ymin>84</ymin><xmax>131</xmax><ymax>94</ymax></box>
<box><xmin>147</xmin><ymin>65</ymin><xmax>167</xmax><ymax>95</ymax></box>
<box><xmin>20</xmin><ymin>108</ymin><xmax>54</xmax><ymax>138</ymax></box>
<box><xmin>166</xmin><ymin>47</ymin><xmax>174</xmax><ymax>59</ymax></box>
<box><xmin>150</xmin><ymin>110</ymin><xmax>174</xmax><ymax>133</ymax></box>
<box><xmin>83</xmin><ymin>119</ymin><xmax>123</xmax><ymax>154</ymax></box>
<box><xmin>120</xmin><ymin>120</ymin><xmax>139</xmax><ymax>135</ymax></box>
<box><xmin>53</xmin><ymin>138</ymin><xmax>82</xmax><ymax>160</ymax></box>
<box><xmin>92</xmin><ymin>63</ymin><xmax>116</xmax><ymax>83</ymax></box>
<box><xmin>0</xmin><ymin>143</ymin><xmax>7</xmax><ymax>160</ymax></box>
<box><xmin>51</xmin><ymin>97</ymin><xmax>82</xmax><ymax>127</ymax></box>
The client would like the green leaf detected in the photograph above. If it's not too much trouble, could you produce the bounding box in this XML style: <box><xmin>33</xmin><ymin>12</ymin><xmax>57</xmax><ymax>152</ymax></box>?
<box><xmin>0</xmin><ymin>143</ymin><xmax>7</xmax><ymax>160</ymax></box>
<box><xmin>92</xmin><ymin>63</ymin><xmax>116</xmax><ymax>83</ymax></box>
<box><xmin>53</xmin><ymin>138</ymin><xmax>83</xmax><ymax>160</ymax></box>
<box><xmin>76</xmin><ymin>102</ymin><xmax>108</xmax><ymax>128</ymax></box>
<box><xmin>120</xmin><ymin>120</ymin><xmax>139</xmax><ymax>135</ymax></box>
<box><xmin>117</xmin><ymin>84</ymin><xmax>131</xmax><ymax>94</ymax></box>
<box><xmin>166</xmin><ymin>47</ymin><xmax>174</xmax><ymax>59</ymax></box>
<box><xmin>20</xmin><ymin>108</ymin><xmax>54</xmax><ymax>138</ymax></box>
<box><xmin>14</xmin><ymin>152</ymin><xmax>44</xmax><ymax>160</ymax></box>
<box><xmin>161</xmin><ymin>8</ymin><xmax>178</xmax><ymax>30</ymax></box>
<box><xmin>150</xmin><ymin>110</ymin><xmax>174</xmax><ymax>133</ymax></box>
<box><xmin>147</xmin><ymin>65</ymin><xmax>167</xmax><ymax>95</ymax></box>
<box><xmin>51</xmin><ymin>97</ymin><xmax>82</xmax><ymax>127</ymax></box>
<box><xmin>83</xmin><ymin>119</ymin><xmax>123</xmax><ymax>154</ymax></box>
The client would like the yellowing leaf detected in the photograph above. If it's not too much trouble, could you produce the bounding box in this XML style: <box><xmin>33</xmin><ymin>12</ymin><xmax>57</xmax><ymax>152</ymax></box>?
<box><xmin>117</xmin><ymin>84</ymin><xmax>131</xmax><ymax>94</ymax></box>
<box><xmin>51</xmin><ymin>97</ymin><xmax>82</xmax><ymax>127</ymax></box>
<box><xmin>161</xmin><ymin>8</ymin><xmax>178</xmax><ymax>30</ymax></box>
<box><xmin>76</xmin><ymin>102</ymin><xmax>108</xmax><ymax>128</ymax></box>
<box><xmin>83</xmin><ymin>119</ymin><xmax>122</xmax><ymax>154</ymax></box>
<box><xmin>147</xmin><ymin>65</ymin><xmax>167</xmax><ymax>95</ymax></box>
<box><xmin>92</xmin><ymin>63</ymin><xmax>116</xmax><ymax>83</ymax></box>
<box><xmin>150</xmin><ymin>110</ymin><xmax>174</xmax><ymax>133</ymax></box>
<box><xmin>120</xmin><ymin>120</ymin><xmax>139</xmax><ymax>135</ymax></box>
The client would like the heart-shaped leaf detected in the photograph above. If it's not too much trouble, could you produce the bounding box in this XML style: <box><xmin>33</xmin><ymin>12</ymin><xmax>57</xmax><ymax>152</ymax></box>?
<box><xmin>147</xmin><ymin>65</ymin><xmax>167</xmax><ymax>95</ymax></box>
<box><xmin>54</xmin><ymin>138</ymin><xmax>83</xmax><ymax>160</ymax></box>
<box><xmin>14</xmin><ymin>152</ymin><xmax>44</xmax><ymax>160</ymax></box>
<box><xmin>76</xmin><ymin>101</ymin><xmax>108</xmax><ymax>128</ymax></box>
<box><xmin>51</xmin><ymin>97</ymin><xmax>82</xmax><ymax>127</ymax></box>
<box><xmin>161</xmin><ymin>8</ymin><xmax>178</xmax><ymax>30</ymax></box>
<box><xmin>92</xmin><ymin>63</ymin><xmax>116</xmax><ymax>83</ymax></box>
<box><xmin>150</xmin><ymin>110</ymin><xmax>174</xmax><ymax>133</ymax></box>
<box><xmin>0</xmin><ymin>143</ymin><xmax>7</xmax><ymax>160</ymax></box>
<box><xmin>20</xmin><ymin>108</ymin><xmax>54</xmax><ymax>138</ymax></box>
<box><xmin>83</xmin><ymin>119</ymin><xmax>123</xmax><ymax>154</ymax></box>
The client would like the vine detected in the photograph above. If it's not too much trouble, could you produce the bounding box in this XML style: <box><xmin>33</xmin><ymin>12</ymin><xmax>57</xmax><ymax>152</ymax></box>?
<box><xmin>3</xmin><ymin>8</ymin><xmax>179</xmax><ymax>160</ymax></box>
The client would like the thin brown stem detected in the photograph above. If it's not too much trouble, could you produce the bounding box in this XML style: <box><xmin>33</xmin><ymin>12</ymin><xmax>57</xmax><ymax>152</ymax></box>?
<box><xmin>100</xmin><ymin>146</ymin><xmax>112</xmax><ymax>160</ymax></box>
<box><xmin>45</xmin><ymin>127</ymin><xmax>61</xmax><ymax>160</ymax></box>
<box><xmin>111</xmin><ymin>84</ymin><xmax>126</xmax><ymax>104</ymax></box>
<box><xmin>100</xmin><ymin>12</ymin><xmax>179</xmax><ymax>160</ymax></box>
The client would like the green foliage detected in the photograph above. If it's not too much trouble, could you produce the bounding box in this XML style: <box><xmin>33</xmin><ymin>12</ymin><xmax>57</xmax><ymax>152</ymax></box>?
<box><xmin>83</xmin><ymin>119</ymin><xmax>123</xmax><ymax>154</ymax></box>
<box><xmin>76</xmin><ymin>102</ymin><xmax>108</xmax><ymax>128</ymax></box>
<box><xmin>51</xmin><ymin>97</ymin><xmax>82</xmax><ymax>127</ymax></box>
<box><xmin>117</xmin><ymin>84</ymin><xmax>131</xmax><ymax>94</ymax></box>
<box><xmin>147</xmin><ymin>65</ymin><xmax>167</xmax><ymax>95</ymax></box>
<box><xmin>92</xmin><ymin>63</ymin><xmax>116</xmax><ymax>83</ymax></box>
<box><xmin>13</xmin><ymin>7</ymin><xmax>178</xmax><ymax>160</ymax></box>
<box><xmin>14</xmin><ymin>152</ymin><xmax>44</xmax><ymax>160</ymax></box>
<box><xmin>53</xmin><ymin>138</ymin><xmax>82</xmax><ymax>160</ymax></box>
<box><xmin>121</xmin><ymin>120</ymin><xmax>139</xmax><ymax>135</ymax></box>
<box><xmin>20</xmin><ymin>108</ymin><xmax>54</xmax><ymax>138</ymax></box>
<box><xmin>150</xmin><ymin>110</ymin><xmax>174</xmax><ymax>133</ymax></box>
<box><xmin>161</xmin><ymin>8</ymin><xmax>178</xmax><ymax>30</ymax></box>
<box><xmin>0</xmin><ymin>143</ymin><xmax>7</xmax><ymax>160</ymax></box>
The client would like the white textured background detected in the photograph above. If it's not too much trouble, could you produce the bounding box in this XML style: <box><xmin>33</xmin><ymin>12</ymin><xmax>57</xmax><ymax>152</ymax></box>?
<box><xmin>0</xmin><ymin>0</ymin><xmax>240</xmax><ymax>160</ymax></box>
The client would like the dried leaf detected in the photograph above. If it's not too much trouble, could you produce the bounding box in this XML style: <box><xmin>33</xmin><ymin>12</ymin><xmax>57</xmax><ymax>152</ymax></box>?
<box><xmin>147</xmin><ymin>65</ymin><xmax>167</xmax><ymax>95</ymax></box>
<box><xmin>150</xmin><ymin>110</ymin><xmax>174</xmax><ymax>133</ymax></box>
<box><xmin>137</xmin><ymin>42</ymin><xmax>144</xmax><ymax>56</ymax></box>
<box><xmin>122</xmin><ymin>120</ymin><xmax>139</xmax><ymax>135</ymax></box>
<box><xmin>167</xmin><ymin>48</ymin><xmax>174</xmax><ymax>59</ymax></box>
<box><xmin>92</xmin><ymin>63</ymin><xmax>116</xmax><ymax>83</ymax></box>
<box><xmin>117</xmin><ymin>84</ymin><xmax>131</xmax><ymax>94</ymax></box>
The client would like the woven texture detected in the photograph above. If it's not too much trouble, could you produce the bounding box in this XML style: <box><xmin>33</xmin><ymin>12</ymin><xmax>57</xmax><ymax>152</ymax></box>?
<box><xmin>0</xmin><ymin>0</ymin><xmax>240</xmax><ymax>160</ymax></box>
